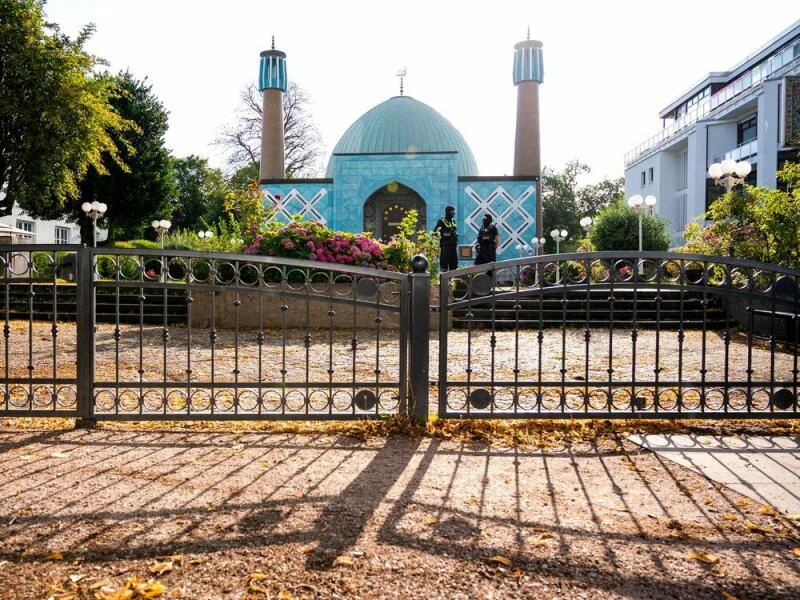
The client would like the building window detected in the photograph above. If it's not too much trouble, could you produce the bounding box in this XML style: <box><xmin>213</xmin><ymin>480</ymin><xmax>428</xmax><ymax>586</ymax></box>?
<box><xmin>640</xmin><ymin>171</ymin><xmax>646</xmax><ymax>187</ymax></box>
<box><xmin>55</xmin><ymin>226</ymin><xmax>69</xmax><ymax>244</ymax></box>
<box><xmin>738</xmin><ymin>115</ymin><xmax>757</xmax><ymax>144</ymax></box>
<box><xmin>676</xmin><ymin>151</ymin><xmax>688</xmax><ymax>191</ymax></box>
<box><xmin>16</xmin><ymin>220</ymin><xmax>34</xmax><ymax>239</ymax></box>
<box><xmin>648</xmin><ymin>167</ymin><xmax>654</xmax><ymax>183</ymax></box>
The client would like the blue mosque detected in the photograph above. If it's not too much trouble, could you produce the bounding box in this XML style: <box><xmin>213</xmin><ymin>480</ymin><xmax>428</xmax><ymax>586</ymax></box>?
<box><xmin>258</xmin><ymin>34</ymin><xmax>544</xmax><ymax>262</ymax></box>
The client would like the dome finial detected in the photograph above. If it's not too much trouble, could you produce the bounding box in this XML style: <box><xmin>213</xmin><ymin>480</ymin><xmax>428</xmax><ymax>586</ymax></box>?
<box><xmin>527</xmin><ymin>26</ymin><xmax>530</xmax><ymax>40</ymax></box>
<box><xmin>271</xmin><ymin>35</ymin><xmax>275</xmax><ymax>50</ymax></box>
<box><xmin>396</xmin><ymin>67</ymin><xmax>407</xmax><ymax>96</ymax></box>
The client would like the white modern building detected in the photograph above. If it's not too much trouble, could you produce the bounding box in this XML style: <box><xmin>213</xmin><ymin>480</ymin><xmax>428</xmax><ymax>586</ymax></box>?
<box><xmin>0</xmin><ymin>205</ymin><xmax>85</xmax><ymax>245</ymax></box>
<box><xmin>624</xmin><ymin>20</ymin><xmax>800</xmax><ymax>246</ymax></box>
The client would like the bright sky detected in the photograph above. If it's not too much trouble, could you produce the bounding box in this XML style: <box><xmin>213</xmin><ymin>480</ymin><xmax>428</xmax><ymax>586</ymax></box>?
<box><xmin>45</xmin><ymin>0</ymin><xmax>797</xmax><ymax>184</ymax></box>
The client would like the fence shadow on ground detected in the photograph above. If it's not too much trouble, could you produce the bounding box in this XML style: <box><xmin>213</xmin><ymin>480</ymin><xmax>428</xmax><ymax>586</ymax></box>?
<box><xmin>1</xmin><ymin>427</ymin><xmax>799</xmax><ymax>596</ymax></box>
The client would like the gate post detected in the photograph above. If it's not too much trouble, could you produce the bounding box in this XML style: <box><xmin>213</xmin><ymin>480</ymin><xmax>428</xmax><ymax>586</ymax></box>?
<box><xmin>408</xmin><ymin>255</ymin><xmax>430</xmax><ymax>423</ymax></box>
<box><xmin>75</xmin><ymin>246</ymin><xmax>96</xmax><ymax>427</ymax></box>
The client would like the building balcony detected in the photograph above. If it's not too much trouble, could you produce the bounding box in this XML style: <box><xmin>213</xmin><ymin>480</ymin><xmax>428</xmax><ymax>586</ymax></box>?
<box><xmin>625</xmin><ymin>44</ymin><xmax>799</xmax><ymax>167</ymax></box>
<box><xmin>712</xmin><ymin>139</ymin><xmax>758</xmax><ymax>164</ymax></box>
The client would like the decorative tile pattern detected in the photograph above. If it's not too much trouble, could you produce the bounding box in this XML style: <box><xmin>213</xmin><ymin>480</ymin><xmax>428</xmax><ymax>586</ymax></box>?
<box><xmin>264</xmin><ymin>188</ymin><xmax>329</xmax><ymax>224</ymax></box>
<box><xmin>463</xmin><ymin>185</ymin><xmax>535</xmax><ymax>256</ymax></box>
<box><xmin>786</xmin><ymin>76</ymin><xmax>800</xmax><ymax>146</ymax></box>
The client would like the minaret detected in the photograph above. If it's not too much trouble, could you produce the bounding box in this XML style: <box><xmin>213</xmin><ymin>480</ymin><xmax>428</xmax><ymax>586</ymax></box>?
<box><xmin>259</xmin><ymin>37</ymin><xmax>287</xmax><ymax>180</ymax></box>
<box><xmin>512</xmin><ymin>29</ymin><xmax>543</xmax><ymax>237</ymax></box>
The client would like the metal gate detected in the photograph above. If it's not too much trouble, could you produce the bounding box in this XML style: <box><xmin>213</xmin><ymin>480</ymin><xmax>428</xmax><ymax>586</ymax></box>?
<box><xmin>0</xmin><ymin>245</ymin><xmax>429</xmax><ymax>422</ymax></box>
<box><xmin>438</xmin><ymin>251</ymin><xmax>799</xmax><ymax>419</ymax></box>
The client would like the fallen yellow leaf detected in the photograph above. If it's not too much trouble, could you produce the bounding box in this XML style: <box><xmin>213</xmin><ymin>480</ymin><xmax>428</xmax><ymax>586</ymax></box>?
<box><xmin>422</xmin><ymin>516</ymin><xmax>439</xmax><ymax>526</ymax></box>
<box><xmin>745</xmin><ymin>521</ymin><xmax>772</xmax><ymax>535</ymax></box>
<box><xmin>250</xmin><ymin>572</ymin><xmax>268</xmax><ymax>581</ymax></box>
<box><xmin>758</xmin><ymin>505</ymin><xmax>778</xmax><ymax>516</ymax></box>
<box><xmin>722</xmin><ymin>513</ymin><xmax>738</xmax><ymax>521</ymax></box>
<box><xmin>721</xmin><ymin>592</ymin><xmax>739</xmax><ymax>600</ymax></box>
<box><xmin>20</xmin><ymin>454</ymin><xmax>34</xmax><ymax>460</ymax></box>
<box><xmin>785</xmin><ymin>514</ymin><xmax>800</xmax><ymax>521</ymax></box>
<box><xmin>300</xmin><ymin>545</ymin><xmax>316</xmax><ymax>555</ymax></box>
<box><xmin>333</xmin><ymin>555</ymin><xmax>354</xmax><ymax>567</ymax></box>
<box><xmin>134</xmin><ymin>579</ymin><xmax>166</xmax><ymax>599</ymax></box>
<box><xmin>734</xmin><ymin>498</ymin><xmax>751</xmax><ymax>507</ymax></box>
<box><xmin>149</xmin><ymin>561</ymin><xmax>173</xmax><ymax>576</ymax></box>
<box><xmin>89</xmin><ymin>580</ymin><xmax>111</xmax><ymax>590</ymax></box>
<box><xmin>793</xmin><ymin>548</ymin><xmax>800</xmax><ymax>557</ymax></box>
<box><xmin>489</xmin><ymin>555</ymin><xmax>512</xmax><ymax>566</ymax></box>
<box><xmin>467</xmin><ymin>496</ymin><xmax>479</xmax><ymax>505</ymax></box>
<box><xmin>688</xmin><ymin>550</ymin><xmax>719</xmax><ymax>564</ymax></box>
<box><xmin>277</xmin><ymin>591</ymin><xmax>293</xmax><ymax>600</ymax></box>
<box><xmin>259</xmin><ymin>460</ymin><xmax>271</xmax><ymax>468</ymax></box>
<box><xmin>50</xmin><ymin>451</ymin><xmax>69</xmax><ymax>459</ymax></box>
<box><xmin>513</xmin><ymin>567</ymin><xmax>522</xmax><ymax>578</ymax></box>
<box><xmin>531</xmin><ymin>539</ymin><xmax>549</xmax><ymax>546</ymax></box>
<box><xmin>45</xmin><ymin>552</ymin><xmax>64</xmax><ymax>560</ymax></box>
<box><xmin>249</xmin><ymin>582</ymin><xmax>268</xmax><ymax>594</ymax></box>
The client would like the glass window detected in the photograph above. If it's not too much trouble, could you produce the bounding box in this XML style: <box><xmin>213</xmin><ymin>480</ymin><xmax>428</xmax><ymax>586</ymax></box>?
<box><xmin>648</xmin><ymin>167</ymin><xmax>654</xmax><ymax>183</ymax></box>
<box><xmin>738</xmin><ymin>116</ymin><xmax>757</xmax><ymax>145</ymax></box>
<box><xmin>55</xmin><ymin>226</ymin><xmax>69</xmax><ymax>244</ymax></box>
<box><xmin>640</xmin><ymin>171</ymin><xmax>646</xmax><ymax>187</ymax></box>
<box><xmin>676</xmin><ymin>151</ymin><xmax>688</xmax><ymax>191</ymax></box>
<box><xmin>16</xmin><ymin>220</ymin><xmax>33</xmax><ymax>233</ymax></box>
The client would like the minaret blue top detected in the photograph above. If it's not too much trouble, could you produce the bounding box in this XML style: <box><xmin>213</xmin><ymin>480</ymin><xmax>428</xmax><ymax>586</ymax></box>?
<box><xmin>513</xmin><ymin>32</ymin><xmax>544</xmax><ymax>85</ymax></box>
<box><xmin>259</xmin><ymin>37</ymin><xmax>287</xmax><ymax>91</ymax></box>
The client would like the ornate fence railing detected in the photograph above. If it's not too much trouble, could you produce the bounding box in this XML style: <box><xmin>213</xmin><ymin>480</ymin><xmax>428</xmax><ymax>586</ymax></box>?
<box><xmin>0</xmin><ymin>245</ymin><xmax>430</xmax><ymax>422</ymax></box>
<box><xmin>438</xmin><ymin>252</ymin><xmax>799</xmax><ymax>419</ymax></box>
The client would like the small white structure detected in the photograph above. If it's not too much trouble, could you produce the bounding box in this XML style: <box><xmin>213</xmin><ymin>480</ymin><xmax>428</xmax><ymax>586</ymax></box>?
<box><xmin>0</xmin><ymin>204</ymin><xmax>106</xmax><ymax>245</ymax></box>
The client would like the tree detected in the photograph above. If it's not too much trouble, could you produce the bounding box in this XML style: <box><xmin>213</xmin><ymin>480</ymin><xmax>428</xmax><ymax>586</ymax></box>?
<box><xmin>682</xmin><ymin>154</ymin><xmax>800</xmax><ymax>268</ymax></box>
<box><xmin>577</xmin><ymin>176</ymin><xmax>624</xmax><ymax>215</ymax></box>
<box><xmin>70</xmin><ymin>71</ymin><xmax>175</xmax><ymax>242</ymax></box>
<box><xmin>0</xmin><ymin>0</ymin><xmax>133</xmax><ymax>216</ymax></box>
<box><xmin>215</xmin><ymin>81</ymin><xmax>324</xmax><ymax>178</ymax></box>
<box><xmin>171</xmin><ymin>155</ymin><xmax>228</xmax><ymax>231</ymax></box>
<box><xmin>590</xmin><ymin>197</ymin><xmax>670</xmax><ymax>252</ymax></box>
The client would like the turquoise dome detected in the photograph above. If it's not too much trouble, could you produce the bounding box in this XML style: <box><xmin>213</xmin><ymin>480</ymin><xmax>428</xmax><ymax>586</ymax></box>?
<box><xmin>326</xmin><ymin>96</ymin><xmax>478</xmax><ymax>177</ymax></box>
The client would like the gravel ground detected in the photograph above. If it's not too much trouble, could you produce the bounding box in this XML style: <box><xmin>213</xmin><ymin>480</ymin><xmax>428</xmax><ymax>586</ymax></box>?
<box><xmin>1</xmin><ymin>427</ymin><xmax>799</xmax><ymax>599</ymax></box>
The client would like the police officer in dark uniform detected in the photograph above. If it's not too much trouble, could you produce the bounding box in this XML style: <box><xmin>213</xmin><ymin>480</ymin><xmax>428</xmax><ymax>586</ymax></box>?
<box><xmin>474</xmin><ymin>213</ymin><xmax>500</xmax><ymax>265</ymax></box>
<box><xmin>434</xmin><ymin>205</ymin><xmax>459</xmax><ymax>271</ymax></box>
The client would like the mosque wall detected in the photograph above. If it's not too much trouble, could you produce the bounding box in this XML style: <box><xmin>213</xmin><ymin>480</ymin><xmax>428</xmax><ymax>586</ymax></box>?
<box><xmin>458</xmin><ymin>178</ymin><xmax>538</xmax><ymax>261</ymax></box>
<box><xmin>262</xmin><ymin>180</ymin><xmax>333</xmax><ymax>224</ymax></box>
<box><xmin>329</xmin><ymin>153</ymin><xmax>460</xmax><ymax>233</ymax></box>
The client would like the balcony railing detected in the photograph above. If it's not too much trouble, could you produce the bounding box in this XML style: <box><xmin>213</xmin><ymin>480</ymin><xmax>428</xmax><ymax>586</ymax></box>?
<box><xmin>625</xmin><ymin>43</ymin><xmax>799</xmax><ymax>166</ymax></box>
<box><xmin>712</xmin><ymin>139</ymin><xmax>758</xmax><ymax>164</ymax></box>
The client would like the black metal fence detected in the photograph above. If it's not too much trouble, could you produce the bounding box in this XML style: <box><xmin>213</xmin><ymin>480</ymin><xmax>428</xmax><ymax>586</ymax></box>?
<box><xmin>3</xmin><ymin>246</ymin><xmax>799</xmax><ymax>423</ymax></box>
<box><xmin>0</xmin><ymin>245</ymin><xmax>430</xmax><ymax>422</ymax></box>
<box><xmin>438</xmin><ymin>252</ymin><xmax>799</xmax><ymax>419</ymax></box>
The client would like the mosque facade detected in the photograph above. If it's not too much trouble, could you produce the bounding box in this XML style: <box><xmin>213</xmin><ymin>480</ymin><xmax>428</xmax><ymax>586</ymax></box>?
<box><xmin>259</xmin><ymin>35</ymin><xmax>543</xmax><ymax>263</ymax></box>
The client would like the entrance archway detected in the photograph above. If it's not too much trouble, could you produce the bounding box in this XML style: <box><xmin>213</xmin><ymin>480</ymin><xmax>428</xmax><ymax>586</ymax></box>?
<box><xmin>363</xmin><ymin>183</ymin><xmax>426</xmax><ymax>242</ymax></box>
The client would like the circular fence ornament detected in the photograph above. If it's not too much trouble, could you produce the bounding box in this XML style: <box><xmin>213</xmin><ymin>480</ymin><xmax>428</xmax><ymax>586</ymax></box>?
<box><xmin>771</xmin><ymin>389</ymin><xmax>795</xmax><ymax>411</ymax></box>
<box><xmin>356</xmin><ymin>278</ymin><xmax>378</xmax><ymax>299</ymax></box>
<box><xmin>471</xmin><ymin>274</ymin><xmax>493</xmax><ymax>297</ymax></box>
<box><xmin>469</xmin><ymin>388</ymin><xmax>492</xmax><ymax>410</ymax></box>
<box><xmin>354</xmin><ymin>389</ymin><xmax>377</xmax><ymax>411</ymax></box>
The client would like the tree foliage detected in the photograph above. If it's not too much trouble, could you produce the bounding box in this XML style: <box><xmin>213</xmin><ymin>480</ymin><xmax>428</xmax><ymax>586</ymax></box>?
<box><xmin>171</xmin><ymin>155</ymin><xmax>228</xmax><ymax>232</ymax></box>
<box><xmin>215</xmin><ymin>81</ymin><xmax>325</xmax><ymax>178</ymax></box>
<box><xmin>541</xmin><ymin>160</ymin><xmax>623</xmax><ymax>253</ymax></box>
<box><xmin>71</xmin><ymin>71</ymin><xmax>175</xmax><ymax>242</ymax></box>
<box><xmin>682</xmin><ymin>155</ymin><xmax>800</xmax><ymax>268</ymax></box>
<box><xmin>0</xmin><ymin>0</ymin><xmax>134</xmax><ymax>216</ymax></box>
<box><xmin>589</xmin><ymin>197</ymin><xmax>670</xmax><ymax>252</ymax></box>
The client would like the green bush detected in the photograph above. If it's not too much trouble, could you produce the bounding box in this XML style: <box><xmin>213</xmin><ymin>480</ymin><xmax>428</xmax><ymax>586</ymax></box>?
<box><xmin>590</xmin><ymin>198</ymin><xmax>670</xmax><ymax>252</ymax></box>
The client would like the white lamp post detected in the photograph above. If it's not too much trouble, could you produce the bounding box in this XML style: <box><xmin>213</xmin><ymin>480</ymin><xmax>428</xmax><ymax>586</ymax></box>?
<box><xmin>708</xmin><ymin>159</ymin><xmax>751</xmax><ymax>193</ymax></box>
<box><xmin>81</xmin><ymin>201</ymin><xmax>107</xmax><ymax>248</ymax></box>
<box><xmin>151</xmin><ymin>219</ymin><xmax>171</xmax><ymax>248</ymax></box>
<box><xmin>532</xmin><ymin>237</ymin><xmax>546</xmax><ymax>256</ymax></box>
<box><xmin>549</xmin><ymin>228</ymin><xmax>568</xmax><ymax>255</ymax></box>
<box><xmin>198</xmin><ymin>230</ymin><xmax>213</xmax><ymax>241</ymax></box>
<box><xmin>579</xmin><ymin>216</ymin><xmax>593</xmax><ymax>251</ymax></box>
<box><xmin>627</xmin><ymin>194</ymin><xmax>657</xmax><ymax>252</ymax></box>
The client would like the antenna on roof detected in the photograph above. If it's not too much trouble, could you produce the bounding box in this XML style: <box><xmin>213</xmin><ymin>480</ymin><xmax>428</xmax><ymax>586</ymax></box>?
<box><xmin>271</xmin><ymin>35</ymin><xmax>275</xmax><ymax>50</ymax></box>
<box><xmin>396</xmin><ymin>67</ymin><xmax>407</xmax><ymax>96</ymax></box>
<box><xmin>527</xmin><ymin>26</ymin><xmax>530</xmax><ymax>40</ymax></box>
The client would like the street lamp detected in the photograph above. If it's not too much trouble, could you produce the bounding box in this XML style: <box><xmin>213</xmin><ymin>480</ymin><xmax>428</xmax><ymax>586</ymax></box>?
<box><xmin>708</xmin><ymin>159</ymin><xmax>751</xmax><ymax>193</ymax></box>
<box><xmin>550</xmin><ymin>229</ymin><xmax>569</xmax><ymax>283</ymax></box>
<box><xmin>151</xmin><ymin>219</ymin><xmax>171</xmax><ymax>248</ymax></box>
<box><xmin>549</xmin><ymin>228</ymin><xmax>568</xmax><ymax>255</ymax></box>
<box><xmin>198</xmin><ymin>230</ymin><xmax>213</xmax><ymax>240</ymax></box>
<box><xmin>81</xmin><ymin>201</ymin><xmax>107</xmax><ymax>248</ymax></box>
<box><xmin>579</xmin><ymin>216</ymin><xmax>593</xmax><ymax>251</ymax></box>
<box><xmin>532</xmin><ymin>237</ymin><xmax>547</xmax><ymax>256</ymax></box>
<box><xmin>627</xmin><ymin>194</ymin><xmax>657</xmax><ymax>252</ymax></box>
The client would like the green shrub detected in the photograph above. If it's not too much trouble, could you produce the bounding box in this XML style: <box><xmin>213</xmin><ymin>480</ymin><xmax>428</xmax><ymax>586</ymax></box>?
<box><xmin>590</xmin><ymin>198</ymin><xmax>670</xmax><ymax>252</ymax></box>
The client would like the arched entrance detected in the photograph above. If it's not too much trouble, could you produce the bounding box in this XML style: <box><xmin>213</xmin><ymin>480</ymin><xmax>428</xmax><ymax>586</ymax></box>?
<box><xmin>363</xmin><ymin>182</ymin><xmax>426</xmax><ymax>242</ymax></box>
